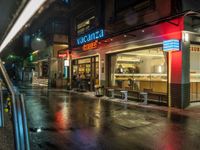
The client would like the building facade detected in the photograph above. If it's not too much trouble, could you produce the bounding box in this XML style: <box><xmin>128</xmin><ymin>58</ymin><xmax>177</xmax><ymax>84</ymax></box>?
<box><xmin>69</xmin><ymin>0</ymin><xmax>200</xmax><ymax>108</ymax></box>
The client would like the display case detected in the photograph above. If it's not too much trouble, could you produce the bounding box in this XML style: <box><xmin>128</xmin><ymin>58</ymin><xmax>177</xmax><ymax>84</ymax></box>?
<box><xmin>190</xmin><ymin>73</ymin><xmax>200</xmax><ymax>82</ymax></box>
<box><xmin>114</xmin><ymin>73</ymin><xmax>167</xmax><ymax>81</ymax></box>
<box><xmin>113</xmin><ymin>73</ymin><xmax>167</xmax><ymax>93</ymax></box>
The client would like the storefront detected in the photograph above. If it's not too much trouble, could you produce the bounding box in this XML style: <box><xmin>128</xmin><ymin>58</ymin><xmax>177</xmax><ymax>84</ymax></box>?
<box><xmin>70</xmin><ymin>15</ymin><xmax>200</xmax><ymax>108</ymax></box>
<box><xmin>72</xmin><ymin>55</ymin><xmax>99</xmax><ymax>91</ymax></box>
<box><xmin>190</xmin><ymin>44</ymin><xmax>200</xmax><ymax>102</ymax></box>
<box><xmin>108</xmin><ymin>46</ymin><xmax>167</xmax><ymax>93</ymax></box>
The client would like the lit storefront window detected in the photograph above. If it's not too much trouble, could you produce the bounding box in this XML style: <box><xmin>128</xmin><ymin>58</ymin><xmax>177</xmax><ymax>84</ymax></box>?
<box><xmin>190</xmin><ymin>44</ymin><xmax>200</xmax><ymax>102</ymax></box>
<box><xmin>109</xmin><ymin>47</ymin><xmax>167</xmax><ymax>93</ymax></box>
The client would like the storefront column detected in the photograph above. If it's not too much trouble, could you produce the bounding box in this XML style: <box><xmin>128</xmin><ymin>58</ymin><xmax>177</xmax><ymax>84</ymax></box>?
<box><xmin>168</xmin><ymin>40</ymin><xmax>190</xmax><ymax>108</ymax></box>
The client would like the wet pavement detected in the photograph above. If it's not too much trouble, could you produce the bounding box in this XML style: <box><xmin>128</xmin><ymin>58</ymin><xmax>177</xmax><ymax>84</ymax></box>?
<box><xmin>0</xmin><ymin>113</ymin><xmax>14</xmax><ymax>150</ymax></box>
<box><xmin>19</xmin><ymin>87</ymin><xmax>200</xmax><ymax>150</ymax></box>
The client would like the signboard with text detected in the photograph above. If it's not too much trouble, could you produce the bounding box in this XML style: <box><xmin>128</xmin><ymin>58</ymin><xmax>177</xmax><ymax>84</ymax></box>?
<box><xmin>58</xmin><ymin>51</ymin><xmax>68</xmax><ymax>58</ymax></box>
<box><xmin>82</xmin><ymin>40</ymin><xmax>98</xmax><ymax>51</ymax></box>
<box><xmin>76</xmin><ymin>29</ymin><xmax>104</xmax><ymax>46</ymax></box>
<box><xmin>163</xmin><ymin>39</ymin><xmax>180</xmax><ymax>52</ymax></box>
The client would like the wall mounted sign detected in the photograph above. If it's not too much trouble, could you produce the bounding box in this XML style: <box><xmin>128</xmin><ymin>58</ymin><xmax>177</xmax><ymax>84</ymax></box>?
<box><xmin>163</xmin><ymin>39</ymin><xmax>180</xmax><ymax>52</ymax></box>
<box><xmin>58</xmin><ymin>53</ymin><xmax>68</xmax><ymax>58</ymax></box>
<box><xmin>82</xmin><ymin>40</ymin><xmax>98</xmax><ymax>51</ymax></box>
<box><xmin>58</xmin><ymin>50</ymin><xmax>68</xmax><ymax>58</ymax></box>
<box><xmin>76</xmin><ymin>29</ymin><xmax>104</xmax><ymax>46</ymax></box>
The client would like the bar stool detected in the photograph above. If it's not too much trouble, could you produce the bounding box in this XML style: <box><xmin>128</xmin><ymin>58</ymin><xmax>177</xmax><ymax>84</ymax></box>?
<box><xmin>139</xmin><ymin>92</ymin><xmax>148</xmax><ymax>105</ymax></box>
<box><xmin>108</xmin><ymin>89</ymin><xmax>114</xmax><ymax>98</ymax></box>
<box><xmin>94</xmin><ymin>85</ymin><xmax>103</xmax><ymax>97</ymax></box>
<box><xmin>120</xmin><ymin>90</ymin><xmax>128</xmax><ymax>101</ymax></box>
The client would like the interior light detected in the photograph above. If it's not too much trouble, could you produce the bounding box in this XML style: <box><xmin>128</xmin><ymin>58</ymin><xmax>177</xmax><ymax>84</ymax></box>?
<box><xmin>183</xmin><ymin>33</ymin><xmax>189</xmax><ymax>42</ymax></box>
<box><xmin>36</xmin><ymin>37</ymin><xmax>42</xmax><ymax>42</ymax></box>
<box><xmin>36</xmin><ymin>128</ymin><xmax>42</xmax><ymax>133</ymax></box>
<box><xmin>0</xmin><ymin>0</ymin><xmax>47</xmax><ymax>52</ymax></box>
<box><xmin>32</xmin><ymin>50</ymin><xmax>39</xmax><ymax>54</ymax></box>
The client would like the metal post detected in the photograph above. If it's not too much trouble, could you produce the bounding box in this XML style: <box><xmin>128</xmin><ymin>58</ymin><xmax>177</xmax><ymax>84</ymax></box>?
<box><xmin>0</xmin><ymin>81</ymin><xmax>4</xmax><ymax>128</ymax></box>
<box><xmin>20</xmin><ymin>94</ymin><xmax>30</xmax><ymax>149</ymax></box>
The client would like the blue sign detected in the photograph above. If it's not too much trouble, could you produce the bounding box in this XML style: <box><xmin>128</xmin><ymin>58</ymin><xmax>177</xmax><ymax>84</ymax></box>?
<box><xmin>163</xmin><ymin>39</ymin><xmax>180</xmax><ymax>52</ymax></box>
<box><xmin>76</xmin><ymin>29</ymin><xmax>104</xmax><ymax>46</ymax></box>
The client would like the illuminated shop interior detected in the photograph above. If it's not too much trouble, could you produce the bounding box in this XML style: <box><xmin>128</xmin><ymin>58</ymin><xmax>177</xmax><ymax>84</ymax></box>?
<box><xmin>109</xmin><ymin>47</ymin><xmax>168</xmax><ymax>93</ymax></box>
<box><xmin>190</xmin><ymin>44</ymin><xmax>200</xmax><ymax>102</ymax></box>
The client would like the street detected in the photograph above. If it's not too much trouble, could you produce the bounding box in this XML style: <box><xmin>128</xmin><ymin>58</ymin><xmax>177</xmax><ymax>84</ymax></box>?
<box><xmin>19</xmin><ymin>87</ymin><xmax>200</xmax><ymax>150</ymax></box>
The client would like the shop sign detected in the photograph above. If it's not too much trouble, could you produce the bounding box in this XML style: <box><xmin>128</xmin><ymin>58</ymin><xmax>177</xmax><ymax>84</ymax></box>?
<box><xmin>163</xmin><ymin>39</ymin><xmax>180</xmax><ymax>52</ymax></box>
<box><xmin>83</xmin><ymin>40</ymin><xmax>98</xmax><ymax>51</ymax></box>
<box><xmin>58</xmin><ymin>53</ymin><xmax>67</xmax><ymax>58</ymax></box>
<box><xmin>76</xmin><ymin>29</ymin><xmax>104</xmax><ymax>45</ymax></box>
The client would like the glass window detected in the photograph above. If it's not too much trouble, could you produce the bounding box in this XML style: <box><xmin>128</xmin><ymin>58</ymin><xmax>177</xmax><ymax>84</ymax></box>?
<box><xmin>190</xmin><ymin>44</ymin><xmax>200</xmax><ymax>102</ymax></box>
<box><xmin>76</xmin><ymin>16</ymin><xmax>96</xmax><ymax>36</ymax></box>
<box><xmin>115</xmin><ymin>0</ymin><xmax>152</xmax><ymax>12</ymax></box>
<box><xmin>109</xmin><ymin>47</ymin><xmax>167</xmax><ymax>93</ymax></box>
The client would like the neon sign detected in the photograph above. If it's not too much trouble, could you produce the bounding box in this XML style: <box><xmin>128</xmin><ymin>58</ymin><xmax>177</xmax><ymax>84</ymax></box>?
<box><xmin>76</xmin><ymin>29</ymin><xmax>104</xmax><ymax>45</ymax></box>
<box><xmin>163</xmin><ymin>39</ymin><xmax>180</xmax><ymax>52</ymax></box>
<box><xmin>58</xmin><ymin>53</ymin><xmax>67</xmax><ymax>58</ymax></box>
<box><xmin>83</xmin><ymin>40</ymin><xmax>98</xmax><ymax>51</ymax></box>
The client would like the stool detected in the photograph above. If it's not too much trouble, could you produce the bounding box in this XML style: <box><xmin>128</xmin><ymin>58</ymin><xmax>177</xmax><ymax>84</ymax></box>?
<box><xmin>120</xmin><ymin>91</ymin><xmax>128</xmax><ymax>101</ymax></box>
<box><xmin>108</xmin><ymin>89</ymin><xmax>114</xmax><ymax>98</ymax></box>
<box><xmin>94</xmin><ymin>85</ymin><xmax>103</xmax><ymax>97</ymax></box>
<box><xmin>139</xmin><ymin>92</ymin><xmax>148</xmax><ymax>105</ymax></box>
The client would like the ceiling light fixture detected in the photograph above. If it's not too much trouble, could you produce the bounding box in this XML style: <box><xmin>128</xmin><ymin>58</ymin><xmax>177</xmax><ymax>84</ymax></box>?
<box><xmin>0</xmin><ymin>0</ymin><xmax>47</xmax><ymax>52</ymax></box>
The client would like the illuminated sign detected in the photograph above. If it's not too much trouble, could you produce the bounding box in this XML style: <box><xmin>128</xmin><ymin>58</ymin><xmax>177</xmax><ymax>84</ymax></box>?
<box><xmin>76</xmin><ymin>29</ymin><xmax>104</xmax><ymax>45</ymax></box>
<box><xmin>58</xmin><ymin>50</ymin><xmax>68</xmax><ymax>58</ymax></box>
<box><xmin>58</xmin><ymin>53</ymin><xmax>67</xmax><ymax>58</ymax></box>
<box><xmin>163</xmin><ymin>39</ymin><xmax>180</xmax><ymax>52</ymax></box>
<box><xmin>64</xmin><ymin>60</ymin><xmax>69</xmax><ymax>66</ymax></box>
<box><xmin>83</xmin><ymin>40</ymin><xmax>98</xmax><ymax>51</ymax></box>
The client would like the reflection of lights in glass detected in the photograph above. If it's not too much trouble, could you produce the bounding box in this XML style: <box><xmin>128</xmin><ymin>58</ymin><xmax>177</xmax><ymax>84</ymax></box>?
<box><xmin>37</xmin><ymin>128</ymin><xmax>42</xmax><ymax>133</ymax></box>
<box><xmin>32</xmin><ymin>50</ymin><xmax>39</xmax><ymax>54</ymax></box>
<box><xmin>36</xmin><ymin>37</ymin><xmax>42</xmax><ymax>42</ymax></box>
<box><xmin>0</xmin><ymin>0</ymin><xmax>47</xmax><ymax>52</ymax></box>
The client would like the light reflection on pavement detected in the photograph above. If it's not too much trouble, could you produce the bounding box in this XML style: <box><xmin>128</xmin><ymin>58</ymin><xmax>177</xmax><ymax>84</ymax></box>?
<box><xmin>19</xmin><ymin>87</ymin><xmax>200</xmax><ymax>150</ymax></box>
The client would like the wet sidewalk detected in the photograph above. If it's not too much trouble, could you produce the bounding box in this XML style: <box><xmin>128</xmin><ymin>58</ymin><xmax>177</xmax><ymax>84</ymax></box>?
<box><xmin>19</xmin><ymin>87</ymin><xmax>200</xmax><ymax>150</ymax></box>
<box><xmin>42</xmin><ymin>88</ymin><xmax>200</xmax><ymax>119</ymax></box>
<box><xmin>0</xmin><ymin>113</ymin><xmax>14</xmax><ymax>150</ymax></box>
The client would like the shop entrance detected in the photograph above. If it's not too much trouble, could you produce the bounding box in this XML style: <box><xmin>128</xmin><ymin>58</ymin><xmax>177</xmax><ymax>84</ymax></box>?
<box><xmin>190</xmin><ymin>44</ymin><xmax>200</xmax><ymax>102</ymax></box>
<box><xmin>72</xmin><ymin>56</ymin><xmax>99</xmax><ymax>91</ymax></box>
<box><xmin>107</xmin><ymin>46</ymin><xmax>168</xmax><ymax>104</ymax></box>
